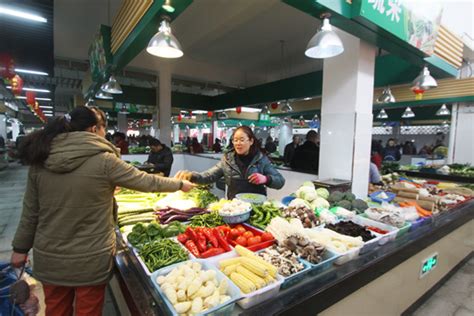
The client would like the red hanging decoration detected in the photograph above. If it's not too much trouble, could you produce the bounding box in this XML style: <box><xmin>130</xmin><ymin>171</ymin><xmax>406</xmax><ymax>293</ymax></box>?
<box><xmin>236</xmin><ymin>106</ymin><xmax>242</xmax><ymax>114</ymax></box>
<box><xmin>188</xmin><ymin>111</ymin><xmax>193</xmax><ymax>117</ymax></box>
<box><xmin>10</xmin><ymin>74</ymin><xmax>23</xmax><ymax>95</ymax></box>
<box><xmin>0</xmin><ymin>54</ymin><xmax>15</xmax><ymax>79</ymax></box>
<box><xmin>270</xmin><ymin>102</ymin><xmax>278</xmax><ymax>110</ymax></box>
<box><xmin>177</xmin><ymin>114</ymin><xmax>182</xmax><ymax>122</ymax></box>
<box><xmin>207</xmin><ymin>111</ymin><xmax>213</xmax><ymax>118</ymax></box>
<box><xmin>412</xmin><ymin>87</ymin><xmax>425</xmax><ymax>100</ymax></box>
<box><xmin>26</xmin><ymin>91</ymin><xmax>36</xmax><ymax>106</ymax></box>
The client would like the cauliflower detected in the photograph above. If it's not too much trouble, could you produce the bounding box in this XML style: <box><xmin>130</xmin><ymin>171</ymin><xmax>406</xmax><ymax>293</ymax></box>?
<box><xmin>316</xmin><ymin>188</ymin><xmax>330</xmax><ymax>200</ymax></box>
<box><xmin>311</xmin><ymin>197</ymin><xmax>330</xmax><ymax>210</ymax></box>
<box><xmin>296</xmin><ymin>186</ymin><xmax>318</xmax><ymax>202</ymax></box>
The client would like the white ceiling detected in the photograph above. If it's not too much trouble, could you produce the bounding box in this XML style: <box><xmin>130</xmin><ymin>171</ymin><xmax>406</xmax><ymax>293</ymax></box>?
<box><xmin>54</xmin><ymin>0</ymin><xmax>323</xmax><ymax>89</ymax></box>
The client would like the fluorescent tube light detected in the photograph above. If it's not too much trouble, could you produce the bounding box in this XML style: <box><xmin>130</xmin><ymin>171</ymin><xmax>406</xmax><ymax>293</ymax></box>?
<box><xmin>0</xmin><ymin>5</ymin><xmax>47</xmax><ymax>23</ymax></box>
<box><xmin>7</xmin><ymin>86</ymin><xmax>50</xmax><ymax>93</ymax></box>
<box><xmin>15</xmin><ymin>68</ymin><xmax>48</xmax><ymax>76</ymax></box>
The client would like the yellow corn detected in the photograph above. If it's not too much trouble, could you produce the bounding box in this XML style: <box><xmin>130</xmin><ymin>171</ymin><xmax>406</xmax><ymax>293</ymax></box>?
<box><xmin>264</xmin><ymin>274</ymin><xmax>275</xmax><ymax>284</ymax></box>
<box><xmin>235</xmin><ymin>246</ymin><xmax>277</xmax><ymax>277</ymax></box>
<box><xmin>222</xmin><ymin>264</ymin><xmax>238</xmax><ymax>276</ymax></box>
<box><xmin>236</xmin><ymin>266</ymin><xmax>266</xmax><ymax>289</ymax></box>
<box><xmin>230</xmin><ymin>272</ymin><xmax>256</xmax><ymax>294</ymax></box>
<box><xmin>240</xmin><ymin>257</ymin><xmax>269</xmax><ymax>278</ymax></box>
<box><xmin>219</xmin><ymin>257</ymin><xmax>242</xmax><ymax>269</ymax></box>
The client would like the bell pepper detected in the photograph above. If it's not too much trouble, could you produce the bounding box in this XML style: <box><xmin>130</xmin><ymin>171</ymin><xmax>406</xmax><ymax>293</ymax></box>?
<box><xmin>196</xmin><ymin>232</ymin><xmax>208</xmax><ymax>253</ymax></box>
<box><xmin>185</xmin><ymin>240</ymin><xmax>200</xmax><ymax>257</ymax></box>
<box><xmin>177</xmin><ymin>233</ymin><xmax>189</xmax><ymax>244</ymax></box>
<box><xmin>213</xmin><ymin>228</ymin><xmax>231</xmax><ymax>252</ymax></box>
<box><xmin>203</xmin><ymin>228</ymin><xmax>218</xmax><ymax>248</ymax></box>
<box><xmin>199</xmin><ymin>247</ymin><xmax>225</xmax><ymax>258</ymax></box>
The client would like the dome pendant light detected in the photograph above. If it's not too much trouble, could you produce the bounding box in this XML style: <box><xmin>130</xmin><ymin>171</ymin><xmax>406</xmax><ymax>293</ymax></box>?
<box><xmin>101</xmin><ymin>75</ymin><xmax>123</xmax><ymax>94</ymax></box>
<box><xmin>95</xmin><ymin>90</ymin><xmax>113</xmax><ymax>100</ymax></box>
<box><xmin>402</xmin><ymin>107</ymin><xmax>415</xmax><ymax>118</ymax></box>
<box><xmin>436</xmin><ymin>104</ymin><xmax>450</xmax><ymax>116</ymax></box>
<box><xmin>412</xmin><ymin>66</ymin><xmax>437</xmax><ymax>90</ymax></box>
<box><xmin>146</xmin><ymin>19</ymin><xmax>183</xmax><ymax>58</ymax></box>
<box><xmin>281</xmin><ymin>101</ymin><xmax>293</xmax><ymax>113</ymax></box>
<box><xmin>218</xmin><ymin>111</ymin><xmax>228</xmax><ymax>120</ymax></box>
<box><xmin>305</xmin><ymin>14</ymin><xmax>344</xmax><ymax>59</ymax></box>
<box><xmin>376</xmin><ymin>87</ymin><xmax>396</xmax><ymax>104</ymax></box>
<box><xmin>376</xmin><ymin>109</ymin><xmax>388</xmax><ymax>119</ymax></box>
<box><xmin>261</xmin><ymin>104</ymin><xmax>269</xmax><ymax>115</ymax></box>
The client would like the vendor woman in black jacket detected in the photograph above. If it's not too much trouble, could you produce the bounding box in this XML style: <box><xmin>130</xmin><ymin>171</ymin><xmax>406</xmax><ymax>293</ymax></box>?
<box><xmin>146</xmin><ymin>138</ymin><xmax>174</xmax><ymax>176</ymax></box>
<box><xmin>175</xmin><ymin>126</ymin><xmax>285</xmax><ymax>199</ymax></box>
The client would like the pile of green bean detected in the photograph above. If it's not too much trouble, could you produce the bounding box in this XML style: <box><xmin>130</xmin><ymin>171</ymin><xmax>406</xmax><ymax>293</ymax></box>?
<box><xmin>138</xmin><ymin>239</ymin><xmax>188</xmax><ymax>272</ymax></box>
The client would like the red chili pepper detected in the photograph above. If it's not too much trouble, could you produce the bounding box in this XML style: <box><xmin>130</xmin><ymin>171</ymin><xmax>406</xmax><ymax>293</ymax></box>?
<box><xmin>367</xmin><ymin>226</ymin><xmax>388</xmax><ymax>234</ymax></box>
<box><xmin>196</xmin><ymin>232</ymin><xmax>208</xmax><ymax>252</ymax></box>
<box><xmin>185</xmin><ymin>240</ymin><xmax>200</xmax><ymax>257</ymax></box>
<box><xmin>185</xmin><ymin>227</ymin><xmax>198</xmax><ymax>242</ymax></box>
<box><xmin>199</xmin><ymin>247</ymin><xmax>225</xmax><ymax>258</ymax></box>
<box><xmin>213</xmin><ymin>228</ymin><xmax>231</xmax><ymax>252</ymax></box>
<box><xmin>177</xmin><ymin>233</ymin><xmax>188</xmax><ymax>244</ymax></box>
<box><xmin>203</xmin><ymin>228</ymin><xmax>219</xmax><ymax>248</ymax></box>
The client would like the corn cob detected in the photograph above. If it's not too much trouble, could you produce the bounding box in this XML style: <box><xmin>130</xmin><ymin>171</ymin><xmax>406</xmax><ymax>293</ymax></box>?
<box><xmin>264</xmin><ymin>274</ymin><xmax>275</xmax><ymax>284</ymax></box>
<box><xmin>240</xmin><ymin>257</ymin><xmax>269</xmax><ymax>278</ymax></box>
<box><xmin>236</xmin><ymin>266</ymin><xmax>266</xmax><ymax>289</ymax></box>
<box><xmin>222</xmin><ymin>264</ymin><xmax>238</xmax><ymax>276</ymax></box>
<box><xmin>235</xmin><ymin>246</ymin><xmax>277</xmax><ymax>277</ymax></box>
<box><xmin>230</xmin><ymin>272</ymin><xmax>256</xmax><ymax>294</ymax></box>
<box><xmin>219</xmin><ymin>257</ymin><xmax>242</xmax><ymax>269</ymax></box>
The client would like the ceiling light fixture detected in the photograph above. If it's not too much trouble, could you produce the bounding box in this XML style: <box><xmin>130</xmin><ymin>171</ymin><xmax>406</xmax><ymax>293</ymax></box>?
<box><xmin>436</xmin><ymin>104</ymin><xmax>450</xmax><ymax>116</ymax></box>
<box><xmin>218</xmin><ymin>111</ymin><xmax>228</xmax><ymax>120</ymax></box>
<box><xmin>39</xmin><ymin>105</ymin><xmax>53</xmax><ymax>109</ymax></box>
<box><xmin>376</xmin><ymin>87</ymin><xmax>396</xmax><ymax>104</ymax></box>
<box><xmin>85</xmin><ymin>98</ymin><xmax>96</xmax><ymax>106</ymax></box>
<box><xmin>261</xmin><ymin>105</ymin><xmax>269</xmax><ymax>115</ymax></box>
<box><xmin>146</xmin><ymin>18</ymin><xmax>183</xmax><ymax>58</ymax></box>
<box><xmin>44</xmin><ymin>113</ymin><xmax>53</xmax><ymax>117</ymax></box>
<box><xmin>376</xmin><ymin>109</ymin><xmax>389</xmax><ymax>119</ymax></box>
<box><xmin>304</xmin><ymin>97</ymin><xmax>312</xmax><ymax>101</ymax></box>
<box><xmin>281</xmin><ymin>101</ymin><xmax>293</xmax><ymax>113</ymax></box>
<box><xmin>0</xmin><ymin>5</ymin><xmax>47</xmax><ymax>23</ymax></box>
<box><xmin>15</xmin><ymin>68</ymin><xmax>48</xmax><ymax>76</ymax></box>
<box><xmin>162</xmin><ymin>0</ymin><xmax>175</xmax><ymax>13</ymax></box>
<box><xmin>305</xmin><ymin>14</ymin><xmax>344</xmax><ymax>59</ymax></box>
<box><xmin>95</xmin><ymin>91</ymin><xmax>113</xmax><ymax>100</ymax></box>
<box><xmin>6</xmin><ymin>86</ymin><xmax>50</xmax><ymax>93</ymax></box>
<box><xmin>16</xmin><ymin>96</ymin><xmax>52</xmax><ymax>101</ymax></box>
<box><xmin>402</xmin><ymin>107</ymin><xmax>415</xmax><ymax>118</ymax></box>
<box><xmin>101</xmin><ymin>75</ymin><xmax>123</xmax><ymax>94</ymax></box>
<box><xmin>412</xmin><ymin>66</ymin><xmax>437</xmax><ymax>90</ymax></box>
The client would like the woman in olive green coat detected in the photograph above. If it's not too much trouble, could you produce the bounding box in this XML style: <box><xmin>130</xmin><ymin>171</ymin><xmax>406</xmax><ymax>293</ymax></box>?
<box><xmin>11</xmin><ymin>106</ymin><xmax>194</xmax><ymax>315</ymax></box>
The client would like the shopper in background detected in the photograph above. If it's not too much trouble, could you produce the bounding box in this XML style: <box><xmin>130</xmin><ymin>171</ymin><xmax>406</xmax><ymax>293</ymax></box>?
<box><xmin>264</xmin><ymin>136</ymin><xmax>277</xmax><ymax>154</ymax></box>
<box><xmin>290</xmin><ymin>130</ymin><xmax>320</xmax><ymax>174</ymax></box>
<box><xmin>0</xmin><ymin>135</ymin><xmax>5</xmax><ymax>148</ymax></box>
<box><xmin>175</xmin><ymin>126</ymin><xmax>285</xmax><ymax>199</ymax></box>
<box><xmin>402</xmin><ymin>141</ymin><xmax>417</xmax><ymax>155</ymax></box>
<box><xmin>369</xmin><ymin>162</ymin><xmax>382</xmax><ymax>185</ymax></box>
<box><xmin>212</xmin><ymin>138</ymin><xmax>222</xmax><ymax>153</ymax></box>
<box><xmin>418</xmin><ymin>145</ymin><xmax>432</xmax><ymax>155</ymax></box>
<box><xmin>371</xmin><ymin>140</ymin><xmax>383</xmax><ymax>170</ymax></box>
<box><xmin>113</xmin><ymin>132</ymin><xmax>129</xmax><ymax>154</ymax></box>
<box><xmin>146</xmin><ymin>138</ymin><xmax>174</xmax><ymax>176</ymax></box>
<box><xmin>11</xmin><ymin>106</ymin><xmax>194</xmax><ymax>316</ymax></box>
<box><xmin>190</xmin><ymin>137</ymin><xmax>204</xmax><ymax>154</ymax></box>
<box><xmin>283</xmin><ymin>135</ymin><xmax>300</xmax><ymax>166</ymax></box>
<box><xmin>382</xmin><ymin>138</ymin><xmax>401</xmax><ymax>161</ymax></box>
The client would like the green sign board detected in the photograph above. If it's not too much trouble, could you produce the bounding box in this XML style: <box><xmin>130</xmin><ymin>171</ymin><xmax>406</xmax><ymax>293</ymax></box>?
<box><xmin>420</xmin><ymin>252</ymin><xmax>438</xmax><ymax>278</ymax></box>
<box><xmin>357</xmin><ymin>0</ymin><xmax>443</xmax><ymax>55</ymax></box>
<box><xmin>88</xmin><ymin>25</ymin><xmax>112</xmax><ymax>82</ymax></box>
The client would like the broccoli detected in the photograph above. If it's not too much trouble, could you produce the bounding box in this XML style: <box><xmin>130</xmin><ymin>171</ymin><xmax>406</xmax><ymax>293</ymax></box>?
<box><xmin>328</xmin><ymin>191</ymin><xmax>345</xmax><ymax>203</ymax></box>
<box><xmin>352</xmin><ymin>199</ymin><xmax>368</xmax><ymax>213</ymax></box>
<box><xmin>336</xmin><ymin>200</ymin><xmax>352</xmax><ymax>210</ymax></box>
<box><xmin>343</xmin><ymin>192</ymin><xmax>356</xmax><ymax>202</ymax></box>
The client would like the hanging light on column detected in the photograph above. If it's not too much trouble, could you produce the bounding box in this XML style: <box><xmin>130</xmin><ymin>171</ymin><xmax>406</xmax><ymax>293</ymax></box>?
<box><xmin>85</xmin><ymin>97</ymin><xmax>96</xmax><ymax>106</ymax></box>
<box><xmin>261</xmin><ymin>104</ymin><xmax>269</xmax><ymax>115</ymax></box>
<box><xmin>412</xmin><ymin>66</ymin><xmax>437</xmax><ymax>90</ymax></box>
<box><xmin>305</xmin><ymin>14</ymin><xmax>344</xmax><ymax>59</ymax></box>
<box><xmin>376</xmin><ymin>109</ymin><xmax>388</xmax><ymax>119</ymax></box>
<box><xmin>436</xmin><ymin>104</ymin><xmax>450</xmax><ymax>116</ymax></box>
<box><xmin>146</xmin><ymin>18</ymin><xmax>183</xmax><ymax>58</ymax></box>
<box><xmin>95</xmin><ymin>90</ymin><xmax>113</xmax><ymax>100</ymax></box>
<box><xmin>281</xmin><ymin>101</ymin><xmax>293</xmax><ymax>113</ymax></box>
<box><xmin>101</xmin><ymin>75</ymin><xmax>123</xmax><ymax>94</ymax></box>
<box><xmin>401</xmin><ymin>107</ymin><xmax>415</xmax><ymax>118</ymax></box>
<box><xmin>376</xmin><ymin>87</ymin><xmax>396</xmax><ymax>104</ymax></box>
<box><xmin>218</xmin><ymin>111</ymin><xmax>228</xmax><ymax>120</ymax></box>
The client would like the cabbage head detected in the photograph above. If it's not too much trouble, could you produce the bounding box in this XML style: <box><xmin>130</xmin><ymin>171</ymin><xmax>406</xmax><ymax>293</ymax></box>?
<box><xmin>296</xmin><ymin>186</ymin><xmax>318</xmax><ymax>202</ymax></box>
<box><xmin>315</xmin><ymin>188</ymin><xmax>330</xmax><ymax>200</ymax></box>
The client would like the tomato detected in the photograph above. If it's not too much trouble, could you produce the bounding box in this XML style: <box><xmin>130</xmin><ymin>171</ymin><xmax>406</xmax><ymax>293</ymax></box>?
<box><xmin>242</xmin><ymin>231</ymin><xmax>254</xmax><ymax>239</ymax></box>
<box><xmin>235</xmin><ymin>224</ymin><xmax>245</xmax><ymax>230</ymax></box>
<box><xmin>247</xmin><ymin>236</ymin><xmax>262</xmax><ymax>246</ymax></box>
<box><xmin>229</xmin><ymin>228</ymin><xmax>241</xmax><ymax>239</ymax></box>
<box><xmin>235</xmin><ymin>236</ymin><xmax>247</xmax><ymax>246</ymax></box>
<box><xmin>260</xmin><ymin>232</ymin><xmax>274</xmax><ymax>242</ymax></box>
<box><xmin>236</xmin><ymin>226</ymin><xmax>246</xmax><ymax>234</ymax></box>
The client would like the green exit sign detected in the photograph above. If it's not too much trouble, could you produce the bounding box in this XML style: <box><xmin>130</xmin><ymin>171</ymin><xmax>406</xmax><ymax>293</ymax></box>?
<box><xmin>420</xmin><ymin>253</ymin><xmax>439</xmax><ymax>278</ymax></box>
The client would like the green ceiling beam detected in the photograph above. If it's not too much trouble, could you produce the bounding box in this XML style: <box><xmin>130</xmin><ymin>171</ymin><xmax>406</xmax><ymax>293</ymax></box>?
<box><xmin>373</xmin><ymin>96</ymin><xmax>474</xmax><ymax>110</ymax></box>
<box><xmin>112</xmin><ymin>0</ymin><xmax>193</xmax><ymax>70</ymax></box>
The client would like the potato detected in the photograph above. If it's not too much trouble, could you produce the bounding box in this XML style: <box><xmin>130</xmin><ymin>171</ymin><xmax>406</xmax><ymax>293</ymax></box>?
<box><xmin>218</xmin><ymin>279</ymin><xmax>228</xmax><ymax>295</ymax></box>
<box><xmin>174</xmin><ymin>301</ymin><xmax>191</xmax><ymax>313</ymax></box>
<box><xmin>156</xmin><ymin>275</ymin><xmax>166</xmax><ymax>285</ymax></box>
<box><xmin>177</xmin><ymin>289</ymin><xmax>186</xmax><ymax>302</ymax></box>
<box><xmin>192</xmin><ymin>262</ymin><xmax>201</xmax><ymax>271</ymax></box>
<box><xmin>191</xmin><ymin>297</ymin><xmax>203</xmax><ymax>314</ymax></box>
<box><xmin>186</xmin><ymin>279</ymin><xmax>201</xmax><ymax>298</ymax></box>
<box><xmin>164</xmin><ymin>288</ymin><xmax>177</xmax><ymax>305</ymax></box>
<box><xmin>219</xmin><ymin>295</ymin><xmax>231</xmax><ymax>304</ymax></box>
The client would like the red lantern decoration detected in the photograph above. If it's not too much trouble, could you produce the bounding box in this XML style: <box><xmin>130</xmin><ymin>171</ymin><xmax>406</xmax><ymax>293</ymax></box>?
<box><xmin>412</xmin><ymin>87</ymin><xmax>425</xmax><ymax>100</ymax></box>
<box><xmin>26</xmin><ymin>91</ymin><xmax>36</xmax><ymax>106</ymax></box>
<box><xmin>236</xmin><ymin>106</ymin><xmax>242</xmax><ymax>114</ymax></box>
<box><xmin>10</xmin><ymin>74</ymin><xmax>23</xmax><ymax>95</ymax></box>
<box><xmin>0</xmin><ymin>54</ymin><xmax>15</xmax><ymax>79</ymax></box>
<box><xmin>270</xmin><ymin>102</ymin><xmax>278</xmax><ymax>110</ymax></box>
<box><xmin>188</xmin><ymin>111</ymin><xmax>193</xmax><ymax>117</ymax></box>
<box><xmin>177</xmin><ymin>114</ymin><xmax>182</xmax><ymax>122</ymax></box>
<box><xmin>207</xmin><ymin>111</ymin><xmax>213</xmax><ymax>118</ymax></box>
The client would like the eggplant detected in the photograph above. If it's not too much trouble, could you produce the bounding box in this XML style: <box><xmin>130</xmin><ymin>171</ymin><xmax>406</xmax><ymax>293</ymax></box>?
<box><xmin>163</xmin><ymin>214</ymin><xmax>190</xmax><ymax>224</ymax></box>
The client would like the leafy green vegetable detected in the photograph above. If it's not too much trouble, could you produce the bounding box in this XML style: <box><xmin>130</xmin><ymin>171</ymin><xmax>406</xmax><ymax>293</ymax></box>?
<box><xmin>146</xmin><ymin>222</ymin><xmax>163</xmax><ymax>237</ymax></box>
<box><xmin>132</xmin><ymin>223</ymin><xmax>147</xmax><ymax>235</ymax></box>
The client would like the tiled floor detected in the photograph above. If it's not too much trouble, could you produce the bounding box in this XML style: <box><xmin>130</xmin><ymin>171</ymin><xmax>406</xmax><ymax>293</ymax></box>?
<box><xmin>0</xmin><ymin>163</ymin><xmax>119</xmax><ymax>315</ymax></box>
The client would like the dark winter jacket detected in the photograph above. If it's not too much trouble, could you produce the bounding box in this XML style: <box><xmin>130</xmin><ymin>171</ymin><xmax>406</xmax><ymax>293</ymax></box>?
<box><xmin>147</xmin><ymin>145</ymin><xmax>174</xmax><ymax>176</ymax></box>
<box><xmin>290</xmin><ymin>141</ymin><xmax>319</xmax><ymax>174</ymax></box>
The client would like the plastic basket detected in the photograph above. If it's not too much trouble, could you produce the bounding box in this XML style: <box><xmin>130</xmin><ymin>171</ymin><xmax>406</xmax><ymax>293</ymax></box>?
<box><xmin>369</xmin><ymin>191</ymin><xmax>396</xmax><ymax>204</ymax></box>
<box><xmin>150</xmin><ymin>260</ymin><xmax>242</xmax><ymax>316</ymax></box>
<box><xmin>304</xmin><ymin>249</ymin><xmax>340</xmax><ymax>275</ymax></box>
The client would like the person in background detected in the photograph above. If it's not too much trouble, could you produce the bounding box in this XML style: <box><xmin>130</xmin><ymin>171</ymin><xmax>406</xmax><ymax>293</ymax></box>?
<box><xmin>264</xmin><ymin>136</ymin><xmax>277</xmax><ymax>154</ymax></box>
<box><xmin>382</xmin><ymin>138</ymin><xmax>401</xmax><ymax>161</ymax></box>
<box><xmin>190</xmin><ymin>137</ymin><xmax>204</xmax><ymax>154</ymax></box>
<box><xmin>15</xmin><ymin>132</ymin><xmax>26</xmax><ymax>149</ymax></box>
<box><xmin>212</xmin><ymin>138</ymin><xmax>222</xmax><ymax>153</ymax></box>
<box><xmin>146</xmin><ymin>138</ymin><xmax>174</xmax><ymax>176</ymax></box>
<box><xmin>369</xmin><ymin>162</ymin><xmax>382</xmax><ymax>185</ymax></box>
<box><xmin>402</xmin><ymin>141</ymin><xmax>417</xmax><ymax>155</ymax></box>
<box><xmin>0</xmin><ymin>135</ymin><xmax>5</xmax><ymax>148</ymax></box>
<box><xmin>419</xmin><ymin>145</ymin><xmax>432</xmax><ymax>155</ymax></box>
<box><xmin>105</xmin><ymin>132</ymin><xmax>113</xmax><ymax>142</ymax></box>
<box><xmin>113</xmin><ymin>132</ymin><xmax>129</xmax><ymax>154</ymax></box>
<box><xmin>371</xmin><ymin>140</ymin><xmax>383</xmax><ymax>170</ymax></box>
<box><xmin>11</xmin><ymin>106</ymin><xmax>194</xmax><ymax>316</ymax></box>
<box><xmin>290</xmin><ymin>130</ymin><xmax>320</xmax><ymax>174</ymax></box>
<box><xmin>283</xmin><ymin>135</ymin><xmax>300</xmax><ymax>166</ymax></box>
<box><xmin>175</xmin><ymin>126</ymin><xmax>285</xmax><ymax>199</ymax></box>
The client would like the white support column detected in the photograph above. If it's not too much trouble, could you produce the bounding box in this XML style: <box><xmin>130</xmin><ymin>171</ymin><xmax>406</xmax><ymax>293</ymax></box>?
<box><xmin>318</xmin><ymin>29</ymin><xmax>376</xmax><ymax>198</ymax></box>
<box><xmin>451</xmin><ymin>103</ymin><xmax>474</xmax><ymax>164</ymax></box>
<box><xmin>117</xmin><ymin>113</ymin><xmax>127</xmax><ymax>133</ymax></box>
<box><xmin>173</xmin><ymin>124</ymin><xmax>180</xmax><ymax>144</ymax></box>
<box><xmin>0</xmin><ymin>114</ymin><xmax>6</xmax><ymax>140</ymax></box>
<box><xmin>158</xmin><ymin>64</ymin><xmax>172</xmax><ymax>146</ymax></box>
<box><xmin>278</xmin><ymin>121</ymin><xmax>292</xmax><ymax>157</ymax></box>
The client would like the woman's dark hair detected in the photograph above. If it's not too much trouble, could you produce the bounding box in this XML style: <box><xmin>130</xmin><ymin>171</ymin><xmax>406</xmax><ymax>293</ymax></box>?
<box><xmin>232</xmin><ymin>126</ymin><xmax>260</xmax><ymax>156</ymax></box>
<box><xmin>18</xmin><ymin>106</ymin><xmax>99</xmax><ymax>165</ymax></box>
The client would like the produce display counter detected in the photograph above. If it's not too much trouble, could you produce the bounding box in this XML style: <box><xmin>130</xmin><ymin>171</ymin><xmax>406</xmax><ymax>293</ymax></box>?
<box><xmin>110</xmin><ymin>200</ymin><xmax>474</xmax><ymax>315</ymax></box>
<box><xmin>397</xmin><ymin>170</ymin><xmax>474</xmax><ymax>184</ymax></box>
